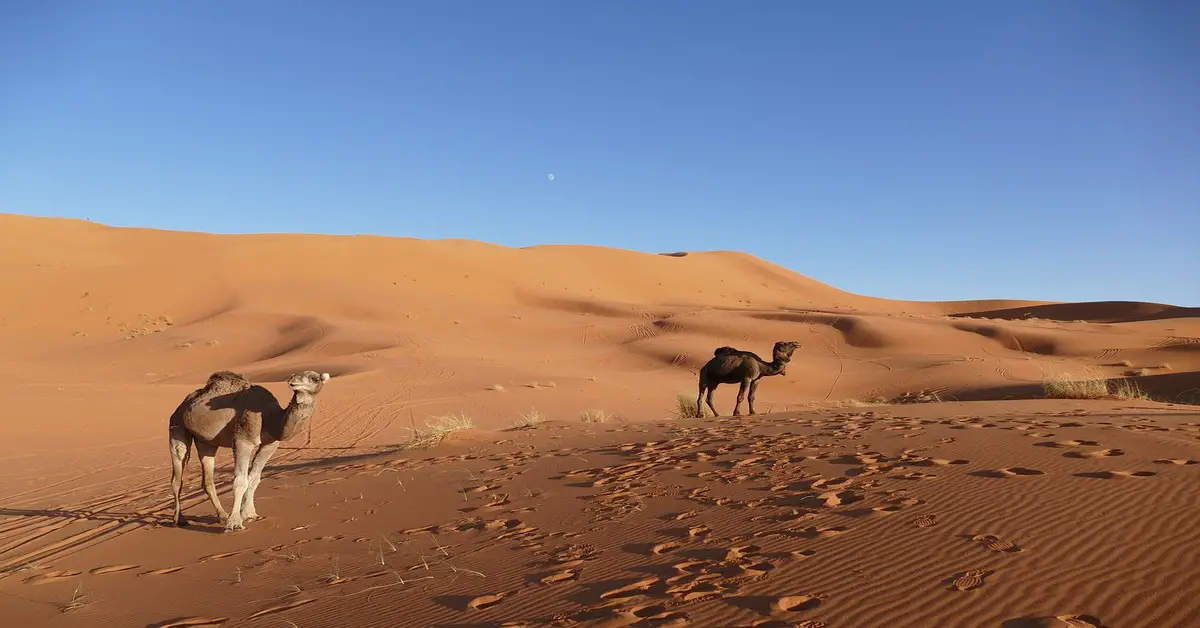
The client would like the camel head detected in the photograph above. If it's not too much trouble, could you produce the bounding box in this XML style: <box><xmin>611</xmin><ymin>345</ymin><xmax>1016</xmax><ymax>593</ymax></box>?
<box><xmin>772</xmin><ymin>341</ymin><xmax>801</xmax><ymax>359</ymax></box>
<box><xmin>288</xmin><ymin>371</ymin><xmax>331</xmax><ymax>394</ymax></box>
<box><xmin>772</xmin><ymin>341</ymin><xmax>801</xmax><ymax>375</ymax></box>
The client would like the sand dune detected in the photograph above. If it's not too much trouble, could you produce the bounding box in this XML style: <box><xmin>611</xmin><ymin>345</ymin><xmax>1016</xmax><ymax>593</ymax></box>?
<box><xmin>1</xmin><ymin>213</ymin><xmax>1198</xmax><ymax>627</ymax></box>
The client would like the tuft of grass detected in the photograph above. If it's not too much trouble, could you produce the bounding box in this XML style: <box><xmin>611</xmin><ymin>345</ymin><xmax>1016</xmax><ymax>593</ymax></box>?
<box><xmin>1042</xmin><ymin>368</ymin><xmax>1149</xmax><ymax>401</ymax></box>
<box><xmin>1116</xmin><ymin>359</ymin><xmax>1134</xmax><ymax>368</ymax></box>
<box><xmin>580</xmin><ymin>409</ymin><xmax>613</xmax><ymax>424</ymax></box>
<box><xmin>487</xmin><ymin>384</ymin><xmax>505</xmax><ymax>392</ymax></box>
<box><xmin>512</xmin><ymin>409</ymin><xmax>546</xmax><ymax>430</ymax></box>
<box><xmin>60</xmin><ymin>583</ymin><xmax>88</xmax><ymax>613</ymax></box>
<box><xmin>672</xmin><ymin>392</ymin><xmax>713</xmax><ymax>419</ymax></box>
<box><xmin>889</xmin><ymin>388</ymin><xmax>946</xmax><ymax>404</ymax></box>
<box><xmin>1156</xmin><ymin>363</ymin><xmax>1172</xmax><ymax>370</ymax></box>
<box><xmin>405</xmin><ymin>413</ymin><xmax>474</xmax><ymax>449</ymax></box>
<box><xmin>1125</xmin><ymin>368</ymin><xmax>1151</xmax><ymax>377</ymax></box>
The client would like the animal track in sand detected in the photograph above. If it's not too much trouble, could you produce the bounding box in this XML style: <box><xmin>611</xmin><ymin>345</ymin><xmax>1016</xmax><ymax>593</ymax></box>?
<box><xmin>23</xmin><ymin>569</ymin><xmax>81</xmax><ymax>585</ymax></box>
<box><xmin>970</xmin><ymin>534</ymin><xmax>1022</xmax><ymax>553</ymax></box>
<box><xmin>149</xmin><ymin>618</ymin><xmax>229</xmax><ymax>627</ymax></box>
<box><xmin>898</xmin><ymin>471</ymin><xmax>938</xmax><ymax>480</ymax></box>
<box><xmin>247</xmin><ymin>598</ymin><xmax>317</xmax><ymax>619</ymax></box>
<box><xmin>1056</xmin><ymin>614</ymin><xmax>1105</xmax><ymax>627</ymax></box>
<box><xmin>140</xmin><ymin>566</ymin><xmax>188</xmax><ymax>576</ymax></box>
<box><xmin>198</xmin><ymin>551</ymin><xmax>243</xmax><ymax>563</ymax></box>
<box><xmin>1035</xmin><ymin>440</ymin><xmax>1100</xmax><ymax>448</ymax></box>
<box><xmin>467</xmin><ymin>593</ymin><xmax>506</xmax><ymax>610</ymax></box>
<box><xmin>601</xmin><ymin>576</ymin><xmax>661</xmax><ymax>600</ymax></box>
<box><xmin>653</xmin><ymin>541</ymin><xmax>683</xmax><ymax>555</ymax></box>
<box><xmin>1153</xmin><ymin>458</ymin><xmax>1198</xmax><ymax>465</ymax></box>
<box><xmin>1073</xmin><ymin>470</ymin><xmax>1156</xmax><ymax>480</ymax></box>
<box><xmin>970</xmin><ymin>467</ymin><xmax>1045</xmax><ymax>479</ymax></box>
<box><xmin>1063</xmin><ymin>448</ymin><xmax>1124</xmax><ymax>459</ymax></box>
<box><xmin>771</xmin><ymin>594</ymin><xmax>822</xmax><ymax>612</ymax></box>
<box><xmin>540</xmin><ymin>569</ymin><xmax>580</xmax><ymax>584</ymax></box>
<box><xmin>911</xmin><ymin>514</ymin><xmax>939</xmax><ymax>528</ymax></box>
<box><xmin>949</xmin><ymin>568</ymin><xmax>993</xmax><ymax>591</ymax></box>
<box><xmin>89</xmin><ymin>564</ymin><xmax>140</xmax><ymax>575</ymax></box>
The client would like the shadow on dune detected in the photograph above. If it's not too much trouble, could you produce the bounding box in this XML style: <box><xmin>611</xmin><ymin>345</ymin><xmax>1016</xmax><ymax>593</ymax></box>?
<box><xmin>948</xmin><ymin>370</ymin><xmax>1199</xmax><ymax>405</ymax></box>
<box><xmin>951</xmin><ymin>300</ymin><xmax>1199</xmax><ymax>323</ymax></box>
<box><xmin>0</xmin><ymin>506</ymin><xmax>227</xmax><ymax>535</ymax></box>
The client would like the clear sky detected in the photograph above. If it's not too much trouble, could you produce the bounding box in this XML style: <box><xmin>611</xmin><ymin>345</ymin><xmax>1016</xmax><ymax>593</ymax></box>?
<box><xmin>2</xmin><ymin>1</ymin><xmax>1197</xmax><ymax>305</ymax></box>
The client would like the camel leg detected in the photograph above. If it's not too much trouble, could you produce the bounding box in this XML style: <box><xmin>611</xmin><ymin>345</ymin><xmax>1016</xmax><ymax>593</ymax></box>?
<box><xmin>169</xmin><ymin>425</ymin><xmax>192</xmax><ymax>526</ymax></box>
<box><xmin>194</xmin><ymin>441</ymin><xmax>228</xmax><ymax>524</ymax></box>
<box><xmin>724</xmin><ymin>379</ymin><xmax>744</xmax><ymax>417</ymax></box>
<box><xmin>223</xmin><ymin>439</ymin><xmax>256</xmax><ymax>533</ymax></box>
<box><xmin>696</xmin><ymin>378</ymin><xmax>709</xmax><ymax>418</ymax></box>
<box><xmin>705</xmin><ymin>383</ymin><xmax>719</xmax><ymax>417</ymax></box>
<box><xmin>747</xmin><ymin>379</ymin><xmax>761</xmax><ymax>416</ymax></box>
<box><xmin>242</xmin><ymin>441</ymin><xmax>279</xmax><ymax>522</ymax></box>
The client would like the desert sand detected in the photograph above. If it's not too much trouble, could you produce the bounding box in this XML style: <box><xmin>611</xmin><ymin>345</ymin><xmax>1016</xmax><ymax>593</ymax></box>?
<box><xmin>0</xmin><ymin>212</ymin><xmax>1197</xmax><ymax>628</ymax></box>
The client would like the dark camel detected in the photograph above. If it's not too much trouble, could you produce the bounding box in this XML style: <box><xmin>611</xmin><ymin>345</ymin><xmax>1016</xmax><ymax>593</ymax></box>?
<box><xmin>696</xmin><ymin>341</ymin><xmax>800</xmax><ymax>417</ymax></box>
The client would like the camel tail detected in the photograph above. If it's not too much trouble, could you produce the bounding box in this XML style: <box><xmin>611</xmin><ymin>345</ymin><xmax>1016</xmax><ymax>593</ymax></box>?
<box><xmin>714</xmin><ymin>346</ymin><xmax>739</xmax><ymax>356</ymax></box>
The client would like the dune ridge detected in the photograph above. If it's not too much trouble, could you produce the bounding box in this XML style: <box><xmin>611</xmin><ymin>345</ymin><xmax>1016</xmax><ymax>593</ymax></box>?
<box><xmin>0</xmin><ymin>213</ymin><xmax>1198</xmax><ymax>627</ymax></box>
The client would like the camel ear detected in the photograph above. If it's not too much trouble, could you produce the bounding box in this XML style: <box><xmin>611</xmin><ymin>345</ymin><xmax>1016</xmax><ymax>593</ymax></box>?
<box><xmin>320</xmin><ymin>372</ymin><xmax>330</xmax><ymax>382</ymax></box>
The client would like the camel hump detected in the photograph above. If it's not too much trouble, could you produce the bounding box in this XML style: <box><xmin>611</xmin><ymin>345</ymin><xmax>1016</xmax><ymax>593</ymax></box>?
<box><xmin>206</xmin><ymin>370</ymin><xmax>251</xmax><ymax>389</ymax></box>
<box><xmin>714</xmin><ymin>346</ymin><xmax>739</xmax><ymax>356</ymax></box>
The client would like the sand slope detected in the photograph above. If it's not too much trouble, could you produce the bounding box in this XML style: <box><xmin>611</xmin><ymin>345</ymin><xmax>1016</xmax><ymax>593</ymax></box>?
<box><xmin>0</xmin><ymin>214</ymin><xmax>1198</xmax><ymax>627</ymax></box>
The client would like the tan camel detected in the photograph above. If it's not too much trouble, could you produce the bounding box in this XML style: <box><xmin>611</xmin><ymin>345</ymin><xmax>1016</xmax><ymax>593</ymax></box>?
<box><xmin>168</xmin><ymin>369</ymin><xmax>330</xmax><ymax>532</ymax></box>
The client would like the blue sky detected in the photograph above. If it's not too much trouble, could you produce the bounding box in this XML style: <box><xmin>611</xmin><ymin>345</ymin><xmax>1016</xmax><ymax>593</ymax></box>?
<box><xmin>2</xmin><ymin>1</ymin><xmax>1197</xmax><ymax>305</ymax></box>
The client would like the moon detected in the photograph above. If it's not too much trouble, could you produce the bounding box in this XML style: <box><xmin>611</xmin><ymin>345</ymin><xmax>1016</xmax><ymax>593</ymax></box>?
<box><xmin>547</xmin><ymin>174</ymin><xmax>555</xmax><ymax>181</ymax></box>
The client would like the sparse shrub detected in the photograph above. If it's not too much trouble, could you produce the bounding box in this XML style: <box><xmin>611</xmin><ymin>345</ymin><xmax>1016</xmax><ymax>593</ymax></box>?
<box><xmin>512</xmin><ymin>409</ymin><xmax>545</xmax><ymax>430</ymax></box>
<box><xmin>581</xmin><ymin>409</ymin><xmax>612</xmax><ymax>424</ymax></box>
<box><xmin>405</xmin><ymin>412</ymin><xmax>473</xmax><ymax>449</ymax></box>
<box><xmin>488</xmin><ymin>384</ymin><xmax>505</xmax><ymax>392</ymax></box>
<box><xmin>1042</xmin><ymin>368</ymin><xmax>1149</xmax><ymax>401</ymax></box>
<box><xmin>672</xmin><ymin>392</ymin><xmax>713</xmax><ymax>419</ymax></box>
<box><xmin>889</xmin><ymin>388</ymin><xmax>946</xmax><ymax>404</ymax></box>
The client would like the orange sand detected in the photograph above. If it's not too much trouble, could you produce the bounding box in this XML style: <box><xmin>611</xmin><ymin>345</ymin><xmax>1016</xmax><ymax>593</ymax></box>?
<box><xmin>1</xmin><ymin>213</ymin><xmax>1197</xmax><ymax>627</ymax></box>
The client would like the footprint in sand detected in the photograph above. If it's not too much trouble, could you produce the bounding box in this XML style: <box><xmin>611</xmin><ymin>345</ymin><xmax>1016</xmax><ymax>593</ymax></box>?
<box><xmin>89</xmin><ymin>564</ymin><xmax>140</xmax><ymax>575</ymax></box>
<box><xmin>467</xmin><ymin>593</ymin><xmax>506</xmax><ymax>610</ymax></box>
<box><xmin>1073</xmin><ymin>471</ymin><xmax>1156</xmax><ymax>480</ymax></box>
<box><xmin>247</xmin><ymin>598</ymin><xmax>316</xmax><ymax>619</ymax></box>
<box><xmin>198</xmin><ymin>551</ymin><xmax>242</xmax><ymax>563</ymax></box>
<box><xmin>23</xmin><ymin>570</ymin><xmax>82</xmax><ymax>585</ymax></box>
<box><xmin>1153</xmin><ymin>458</ymin><xmax>1198</xmax><ymax>465</ymax></box>
<box><xmin>540</xmin><ymin>569</ymin><xmax>579</xmax><ymax>584</ymax></box>
<box><xmin>949</xmin><ymin>568</ymin><xmax>993</xmax><ymax>591</ymax></box>
<box><xmin>1056</xmin><ymin>614</ymin><xmax>1105</xmax><ymax>627</ymax></box>
<box><xmin>970</xmin><ymin>534</ymin><xmax>1022</xmax><ymax>553</ymax></box>
<box><xmin>970</xmin><ymin>467</ymin><xmax>1045</xmax><ymax>479</ymax></box>
<box><xmin>1063</xmin><ymin>449</ymin><xmax>1124</xmax><ymax>459</ymax></box>
<box><xmin>911</xmin><ymin>514</ymin><xmax>939</xmax><ymax>528</ymax></box>
<box><xmin>653</xmin><ymin>541</ymin><xmax>683</xmax><ymax>554</ymax></box>
<box><xmin>140</xmin><ymin>566</ymin><xmax>188</xmax><ymax>576</ymax></box>
<box><xmin>601</xmin><ymin>576</ymin><xmax>661</xmax><ymax>600</ymax></box>
<box><xmin>149</xmin><ymin>618</ymin><xmax>229</xmax><ymax>627</ymax></box>
<box><xmin>1036</xmin><ymin>440</ymin><xmax>1100</xmax><ymax>448</ymax></box>
<box><xmin>771</xmin><ymin>595</ymin><xmax>821</xmax><ymax>612</ymax></box>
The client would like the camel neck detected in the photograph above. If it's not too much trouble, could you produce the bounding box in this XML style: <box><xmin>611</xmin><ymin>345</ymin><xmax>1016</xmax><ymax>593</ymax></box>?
<box><xmin>761</xmin><ymin>357</ymin><xmax>789</xmax><ymax>376</ymax></box>
<box><xmin>278</xmin><ymin>391</ymin><xmax>316</xmax><ymax>441</ymax></box>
